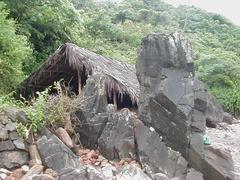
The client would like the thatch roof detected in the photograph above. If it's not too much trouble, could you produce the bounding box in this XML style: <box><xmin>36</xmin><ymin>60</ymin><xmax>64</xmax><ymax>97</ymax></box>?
<box><xmin>16</xmin><ymin>43</ymin><xmax>139</xmax><ymax>106</ymax></box>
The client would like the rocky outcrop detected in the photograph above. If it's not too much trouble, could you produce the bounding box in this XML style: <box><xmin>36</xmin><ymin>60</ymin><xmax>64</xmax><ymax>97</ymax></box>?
<box><xmin>136</xmin><ymin>32</ymin><xmax>235</xmax><ymax>180</ymax></box>
<box><xmin>75</xmin><ymin>97</ymin><xmax>189</xmax><ymax>179</ymax></box>
<box><xmin>136</xmin><ymin>32</ymin><xmax>205</xmax><ymax>159</ymax></box>
<box><xmin>0</xmin><ymin>109</ymin><xmax>29</xmax><ymax>169</ymax></box>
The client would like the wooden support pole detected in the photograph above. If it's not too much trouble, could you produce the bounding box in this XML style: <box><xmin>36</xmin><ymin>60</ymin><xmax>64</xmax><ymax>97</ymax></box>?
<box><xmin>78</xmin><ymin>71</ymin><xmax>81</xmax><ymax>95</ymax></box>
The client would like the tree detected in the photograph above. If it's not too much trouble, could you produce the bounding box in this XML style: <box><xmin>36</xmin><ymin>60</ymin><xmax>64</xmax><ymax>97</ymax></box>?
<box><xmin>3</xmin><ymin>0</ymin><xmax>84</xmax><ymax>74</ymax></box>
<box><xmin>112</xmin><ymin>9</ymin><xmax>135</xmax><ymax>24</ymax></box>
<box><xmin>0</xmin><ymin>2</ymin><xmax>33</xmax><ymax>94</ymax></box>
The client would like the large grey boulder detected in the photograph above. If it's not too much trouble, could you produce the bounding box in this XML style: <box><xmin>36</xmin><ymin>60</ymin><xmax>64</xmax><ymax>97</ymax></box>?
<box><xmin>206</xmin><ymin>93</ymin><xmax>224</xmax><ymax>127</ymax></box>
<box><xmin>74</xmin><ymin>74</ymin><xmax>110</xmax><ymax>148</ymax></box>
<box><xmin>134</xmin><ymin>120</ymin><xmax>188</xmax><ymax>178</ymax></box>
<box><xmin>190</xmin><ymin>145</ymin><xmax>235</xmax><ymax>180</ymax></box>
<box><xmin>136</xmin><ymin>33</ymin><xmax>205</xmax><ymax>159</ymax></box>
<box><xmin>76</xmin><ymin>113</ymin><xmax>109</xmax><ymax>149</ymax></box>
<box><xmin>37</xmin><ymin>129</ymin><xmax>81</xmax><ymax>172</ymax></box>
<box><xmin>98</xmin><ymin>108</ymin><xmax>137</xmax><ymax>160</ymax></box>
<box><xmin>136</xmin><ymin>33</ymin><xmax>233</xmax><ymax>180</ymax></box>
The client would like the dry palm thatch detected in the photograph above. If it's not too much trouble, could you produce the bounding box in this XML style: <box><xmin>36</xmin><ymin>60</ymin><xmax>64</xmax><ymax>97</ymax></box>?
<box><xmin>16</xmin><ymin>43</ymin><xmax>139</xmax><ymax>106</ymax></box>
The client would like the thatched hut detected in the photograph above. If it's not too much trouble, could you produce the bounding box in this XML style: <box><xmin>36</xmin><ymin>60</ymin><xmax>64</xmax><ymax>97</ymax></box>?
<box><xmin>16</xmin><ymin>43</ymin><xmax>139</xmax><ymax>109</ymax></box>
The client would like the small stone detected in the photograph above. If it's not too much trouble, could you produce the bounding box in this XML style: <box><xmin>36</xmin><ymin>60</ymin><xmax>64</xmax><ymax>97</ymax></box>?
<box><xmin>94</xmin><ymin>161</ymin><xmax>101</xmax><ymax>166</ymax></box>
<box><xmin>119</xmin><ymin>159</ymin><xmax>125</xmax><ymax>165</ymax></box>
<box><xmin>4</xmin><ymin>176</ymin><xmax>15</xmax><ymax>180</ymax></box>
<box><xmin>45</xmin><ymin>168</ymin><xmax>58</xmax><ymax>177</ymax></box>
<box><xmin>91</xmin><ymin>158</ymin><xmax>97</xmax><ymax>164</ymax></box>
<box><xmin>21</xmin><ymin>165</ymin><xmax>29</xmax><ymax>173</ymax></box>
<box><xmin>0</xmin><ymin>113</ymin><xmax>9</xmax><ymax>125</ymax></box>
<box><xmin>31</xmin><ymin>174</ymin><xmax>55</xmax><ymax>180</ymax></box>
<box><xmin>0</xmin><ymin>129</ymin><xmax>8</xmax><ymax>141</ymax></box>
<box><xmin>84</xmin><ymin>159</ymin><xmax>92</xmax><ymax>165</ymax></box>
<box><xmin>0</xmin><ymin>168</ymin><xmax>11</xmax><ymax>174</ymax></box>
<box><xmin>87</xmin><ymin>150</ymin><xmax>98</xmax><ymax>159</ymax></box>
<box><xmin>11</xmin><ymin>168</ymin><xmax>24</xmax><ymax>179</ymax></box>
<box><xmin>13</xmin><ymin>139</ymin><xmax>26</xmax><ymax>150</ymax></box>
<box><xmin>9</xmin><ymin>132</ymin><xmax>19</xmax><ymax>140</ymax></box>
<box><xmin>21</xmin><ymin>165</ymin><xmax>44</xmax><ymax>180</ymax></box>
<box><xmin>0</xmin><ymin>140</ymin><xmax>15</xmax><ymax>151</ymax></box>
<box><xmin>0</xmin><ymin>173</ymin><xmax>7</xmax><ymax>180</ymax></box>
<box><xmin>55</xmin><ymin>127</ymin><xmax>74</xmax><ymax>148</ymax></box>
<box><xmin>82</xmin><ymin>149</ymin><xmax>91</xmax><ymax>155</ymax></box>
<box><xmin>101</xmin><ymin>164</ymin><xmax>115</xmax><ymax>178</ymax></box>
<box><xmin>5</xmin><ymin>121</ymin><xmax>17</xmax><ymax>132</ymax></box>
<box><xmin>97</xmin><ymin>155</ymin><xmax>105</xmax><ymax>162</ymax></box>
<box><xmin>16</xmin><ymin>111</ymin><xmax>28</xmax><ymax>125</ymax></box>
<box><xmin>100</xmin><ymin>160</ymin><xmax>109</xmax><ymax>167</ymax></box>
<box><xmin>76</xmin><ymin>149</ymin><xmax>84</xmax><ymax>156</ymax></box>
<box><xmin>130</xmin><ymin>160</ymin><xmax>137</xmax><ymax>164</ymax></box>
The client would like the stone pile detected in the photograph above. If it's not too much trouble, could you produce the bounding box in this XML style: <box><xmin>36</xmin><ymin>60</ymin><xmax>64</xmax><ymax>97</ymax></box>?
<box><xmin>0</xmin><ymin>109</ymin><xmax>29</xmax><ymax>171</ymax></box>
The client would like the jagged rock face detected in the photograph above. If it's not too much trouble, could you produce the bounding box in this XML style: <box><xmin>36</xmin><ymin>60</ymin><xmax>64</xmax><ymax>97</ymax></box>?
<box><xmin>74</xmin><ymin>74</ymin><xmax>111</xmax><ymax>149</ymax></box>
<box><xmin>136</xmin><ymin>32</ymin><xmax>205</xmax><ymax>158</ymax></box>
<box><xmin>98</xmin><ymin>109</ymin><xmax>137</xmax><ymax>160</ymax></box>
<box><xmin>134</xmin><ymin>120</ymin><xmax>188</xmax><ymax>178</ymax></box>
<box><xmin>136</xmin><ymin>32</ymin><xmax>236</xmax><ymax>180</ymax></box>
<box><xmin>205</xmin><ymin>92</ymin><xmax>224</xmax><ymax>127</ymax></box>
<box><xmin>136</xmin><ymin>32</ymin><xmax>194</xmax><ymax>75</ymax></box>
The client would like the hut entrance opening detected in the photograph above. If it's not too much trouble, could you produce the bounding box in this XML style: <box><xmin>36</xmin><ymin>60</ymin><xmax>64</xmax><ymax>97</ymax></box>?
<box><xmin>51</xmin><ymin>66</ymin><xmax>88</xmax><ymax>96</ymax></box>
<box><xmin>107</xmin><ymin>91</ymin><xmax>138</xmax><ymax>111</ymax></box>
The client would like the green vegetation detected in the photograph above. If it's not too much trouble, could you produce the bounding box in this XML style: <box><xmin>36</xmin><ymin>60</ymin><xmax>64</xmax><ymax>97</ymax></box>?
<box><xmin>16</xmin><ymin>81</ymin><xmax>75</xmax><ymax>138</ymax></box>
<box><xmin>0</xmin><ymin>2</ymin><xmax>33</xmax><ymax>94</ymax></box>
<box><xmin>17</xmin><ymin>89</ymin><xmax>49</xmax><ymax>138</ymax></box>
<box><xmin>0</xmin><ymin>0</ymin><xmax>239</xmax><ymax>116</ymax></box>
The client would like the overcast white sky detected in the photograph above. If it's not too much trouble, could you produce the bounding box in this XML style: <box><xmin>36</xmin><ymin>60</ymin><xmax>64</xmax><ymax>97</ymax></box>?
<box><xmin>164</xmin><ymin>0</ymin><xmax>240</xmax><ymax>25</ymax></box>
